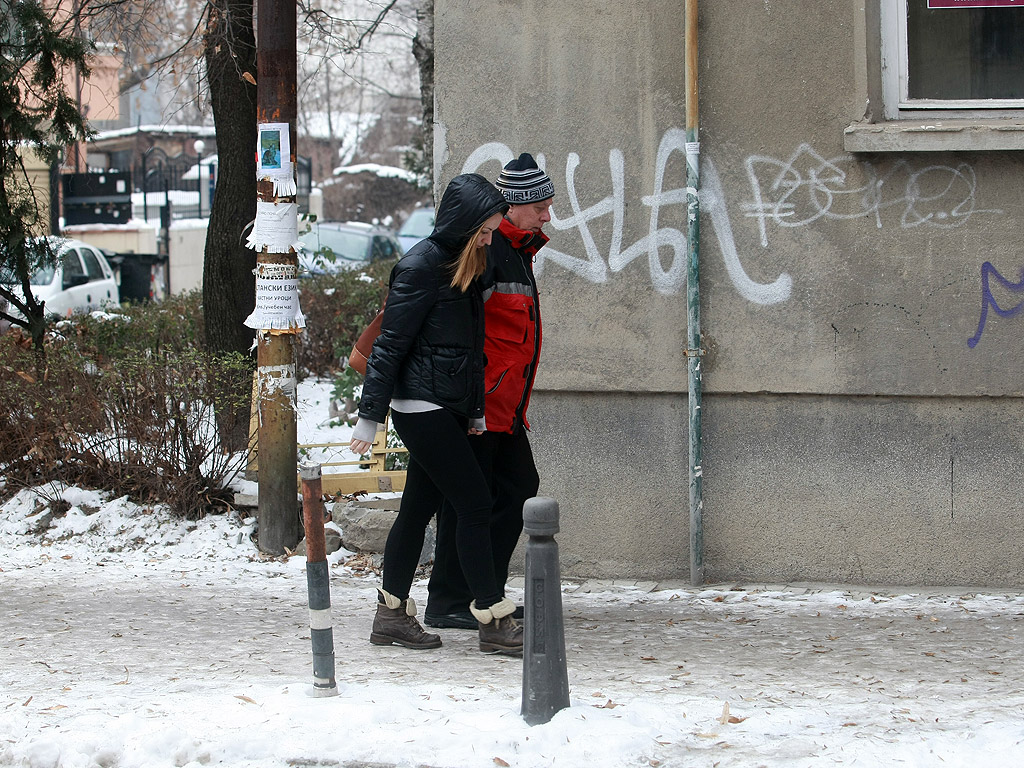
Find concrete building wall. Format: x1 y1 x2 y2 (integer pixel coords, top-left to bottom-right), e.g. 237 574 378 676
167 221 208 295
17 146 52 237
435 0 1024 586
63 224 159 256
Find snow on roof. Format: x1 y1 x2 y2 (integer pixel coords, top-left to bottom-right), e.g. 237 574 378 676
91 125 218 142
181 156 218 181
131 190 199 206
328 162 421 185
63 220 159 234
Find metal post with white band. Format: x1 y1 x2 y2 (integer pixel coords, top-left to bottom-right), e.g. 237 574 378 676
300 461 338 697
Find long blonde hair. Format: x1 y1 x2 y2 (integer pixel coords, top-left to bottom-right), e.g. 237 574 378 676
450 221 489 292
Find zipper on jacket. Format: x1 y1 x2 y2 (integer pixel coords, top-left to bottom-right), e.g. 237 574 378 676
486 368 509 395
511 264 541 434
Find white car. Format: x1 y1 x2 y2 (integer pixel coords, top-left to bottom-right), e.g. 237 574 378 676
0 237 120 321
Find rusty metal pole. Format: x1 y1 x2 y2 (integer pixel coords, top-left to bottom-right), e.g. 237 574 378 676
255 0 301 554
301 462 338 697
684 0 705 587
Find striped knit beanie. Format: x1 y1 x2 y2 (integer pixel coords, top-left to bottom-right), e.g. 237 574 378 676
494 153 555 204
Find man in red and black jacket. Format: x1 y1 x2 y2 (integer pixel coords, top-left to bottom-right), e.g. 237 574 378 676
424 153 553 629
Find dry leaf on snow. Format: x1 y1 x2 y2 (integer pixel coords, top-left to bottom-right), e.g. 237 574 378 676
717 702 746 725
719 702 731 724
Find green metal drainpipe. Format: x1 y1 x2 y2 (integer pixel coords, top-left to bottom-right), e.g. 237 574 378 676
684 0 704 586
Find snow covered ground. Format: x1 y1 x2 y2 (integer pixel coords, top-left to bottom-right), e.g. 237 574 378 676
2 381 1024 767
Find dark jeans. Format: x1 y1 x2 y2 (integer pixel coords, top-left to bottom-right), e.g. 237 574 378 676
426 427 540 616
382 409 503 610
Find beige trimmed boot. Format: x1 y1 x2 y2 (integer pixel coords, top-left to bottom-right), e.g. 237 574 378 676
369 589 442 650
471 597 523 656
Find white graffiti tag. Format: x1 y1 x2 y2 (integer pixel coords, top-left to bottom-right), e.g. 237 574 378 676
463 132 791 303
742 143 1000 247
463 137 997 304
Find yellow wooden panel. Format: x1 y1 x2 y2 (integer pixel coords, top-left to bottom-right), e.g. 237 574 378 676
320 471 407 495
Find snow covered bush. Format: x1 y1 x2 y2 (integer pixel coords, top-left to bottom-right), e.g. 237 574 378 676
0 303 252 519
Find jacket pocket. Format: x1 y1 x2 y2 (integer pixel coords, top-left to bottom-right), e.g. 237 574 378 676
486 294 531 344
431 350 470 404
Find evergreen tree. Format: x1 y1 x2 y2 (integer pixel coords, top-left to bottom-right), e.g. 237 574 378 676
0 0 92 354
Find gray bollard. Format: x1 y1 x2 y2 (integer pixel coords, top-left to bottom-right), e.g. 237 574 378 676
521 497 570 725
300 461 338 697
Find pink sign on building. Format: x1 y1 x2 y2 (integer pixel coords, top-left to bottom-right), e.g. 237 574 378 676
927 0 1023 7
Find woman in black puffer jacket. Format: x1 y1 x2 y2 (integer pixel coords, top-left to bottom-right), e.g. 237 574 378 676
350 173 524 657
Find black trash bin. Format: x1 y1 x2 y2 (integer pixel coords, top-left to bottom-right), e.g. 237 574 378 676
104 252 168 303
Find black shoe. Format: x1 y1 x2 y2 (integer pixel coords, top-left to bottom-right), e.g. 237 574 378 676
423 610 477 630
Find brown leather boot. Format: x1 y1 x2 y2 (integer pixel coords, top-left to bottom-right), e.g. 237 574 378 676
369 589 442 650
471 598 523 656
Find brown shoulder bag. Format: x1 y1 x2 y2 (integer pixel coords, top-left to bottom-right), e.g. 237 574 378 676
347 300 386 375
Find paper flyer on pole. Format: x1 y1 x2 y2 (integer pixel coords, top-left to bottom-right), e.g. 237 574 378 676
257 122 297 197
244 263 306 331
245 201 301 254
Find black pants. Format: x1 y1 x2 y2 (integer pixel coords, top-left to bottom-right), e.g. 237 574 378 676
382 409 503 610
426 426 540 616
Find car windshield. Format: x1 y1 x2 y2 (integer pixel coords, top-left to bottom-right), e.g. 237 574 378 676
299 227 371 262
0 265 56 286
1 238 66 286
399 209 434 238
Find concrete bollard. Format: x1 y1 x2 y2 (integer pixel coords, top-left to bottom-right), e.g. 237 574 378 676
300 461 338 697
521 497 570 725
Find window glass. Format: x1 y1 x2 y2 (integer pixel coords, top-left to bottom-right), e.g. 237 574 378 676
319 229 370 261
298 225 372 263
81 247 105 280
372 237 397 260
62 250 85 280
30 267 55 286
907 0 1024 100
399 209 435 238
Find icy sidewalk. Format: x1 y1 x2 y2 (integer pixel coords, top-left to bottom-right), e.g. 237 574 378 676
3 547 1024 768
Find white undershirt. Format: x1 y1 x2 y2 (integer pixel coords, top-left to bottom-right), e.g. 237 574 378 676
352 398 486 445
391 399 441 413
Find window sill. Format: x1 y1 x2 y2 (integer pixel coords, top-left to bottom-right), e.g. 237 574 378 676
844 119 1024 152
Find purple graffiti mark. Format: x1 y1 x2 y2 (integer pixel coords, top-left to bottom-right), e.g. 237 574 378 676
967 262 1024 348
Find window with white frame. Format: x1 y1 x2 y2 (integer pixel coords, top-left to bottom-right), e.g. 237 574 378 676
880 0 1024 119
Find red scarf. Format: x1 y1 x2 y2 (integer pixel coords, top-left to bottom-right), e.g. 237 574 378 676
499 217 549 261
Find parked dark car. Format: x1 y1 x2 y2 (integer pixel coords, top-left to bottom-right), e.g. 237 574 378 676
298 221 403 275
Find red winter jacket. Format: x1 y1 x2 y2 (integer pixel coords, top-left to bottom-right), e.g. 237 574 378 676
480 218 546 433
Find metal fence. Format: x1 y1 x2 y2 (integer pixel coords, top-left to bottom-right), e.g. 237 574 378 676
135 147 204 221
134 149 311 222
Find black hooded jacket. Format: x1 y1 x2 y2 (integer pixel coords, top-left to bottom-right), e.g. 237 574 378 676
358 174 509 424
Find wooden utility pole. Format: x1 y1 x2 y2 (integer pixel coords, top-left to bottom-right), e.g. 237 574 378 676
254 0 301 554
